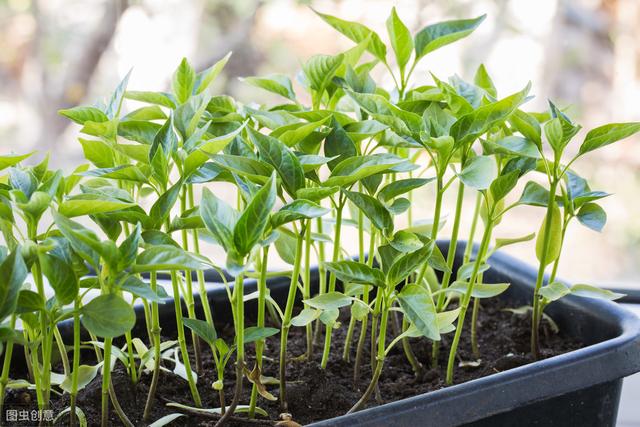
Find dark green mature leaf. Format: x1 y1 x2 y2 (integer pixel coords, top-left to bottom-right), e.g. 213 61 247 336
577 202 606 232
121 276 165 303
59 106 109 125
324 154 403 188
579 122 640 155
244 326 279 344
458 155 497 190
324 118 357 170
450 83 531 147
53 211 101 268
247 128 305 197
148 181 182 230
183 318 217 345
490 170 520 202
118 223 141 270
172 58 196 104
15 289 44 314
414 15 486 59
200 188 239 252
314 10 387 61
535 203 563 266
387 244 432 286
324 260 386 288
386 7 413 71
40 254 78 305
241 74 296 101
378 178 433 202
233 173 277 256
518 181 551 207
397 284 439 341
271 199 330 228
344 189 394 235
133 245 211 272
81 294 135 338
0 250 27 322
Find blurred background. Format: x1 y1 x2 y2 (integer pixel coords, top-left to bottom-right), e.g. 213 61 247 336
0 0 639 287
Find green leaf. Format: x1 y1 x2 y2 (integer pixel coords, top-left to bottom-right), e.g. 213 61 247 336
148 181 182 229
415 15 486 58
304 292 352 310
118 121 161 145
184 124 245 176
387 244 432 286
125 91 176 109
275 116 331 147
397 284 439 341
59 106 109 125
490 170 520 202
194 52 231 95
344 189 394 235
80 165 149 184
324 260 386 288
81 294 135 338
474 64 496 98
386 7 413 71
510 109 542 148
247 128 305 197
544 118 564 154
244 326 279 344
324 154 403 188
535 203 562 266
302 54 344 95
539 281 570 303
59 195 134 218
40 254 78 305
0 152 34 171
450 83 531 147
241 74 296 101
0 251 27 321
148 414 185 427
60 364 101 394
15 290 44 314
121 276 165 303
134 245 211 272
291 308 321 327
569 284 624 301
149 114 178 163
324 118 357 170
346 90 423 136
52 211 101 268
233 174 277 256
314 10 386 61
172 58 196 104
200 188 239 252
78 139 114 168
106 69 131 119
518 181 551 207
183 318 217 345
579 122 640 155
489 136 540 159
271 199 330 228
389 230 423 253
378 178 433 202
577 202 606 232
458 155 497 190
211 154 273 183
494 233 536 251
447 281 510 298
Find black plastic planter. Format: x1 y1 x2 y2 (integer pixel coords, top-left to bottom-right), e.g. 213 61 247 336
23 241 640 426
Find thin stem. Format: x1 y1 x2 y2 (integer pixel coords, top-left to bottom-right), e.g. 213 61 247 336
0 316 16 422
143 272 162 420
353 228 376 383
321 200 345 369
303 221 313 359
69 299 80 427
464 192 483 263
279 223 306 412
248 246 269 418
53 326 70 377
124 331 138 384
101 338 112 427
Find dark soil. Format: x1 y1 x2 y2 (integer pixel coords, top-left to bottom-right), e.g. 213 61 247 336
3 298 580 426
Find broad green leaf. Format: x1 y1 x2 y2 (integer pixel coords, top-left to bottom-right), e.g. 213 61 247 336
539 281 570 303
0 251 27 322
415 15 486 58
314 10 387 61
579 122 640 155
490 170 520 202
510 109 542 147
106 69 131 119
247 128 305 197
241 74 296 101
133 245 211 272
489 136 540 158
324 260 386 288
324 154 403 188
123 105 167 121
39 254 78 305
60 364 101 394
458 155 497 190
456 262 491 281
387 244 432 286
121 276 166 303
291 308 321 327
346 90 423 136
80 165 149 184
0 152 34 171
183 318 217 345
304 292 352 310
184 124 245 176
271 199 330 228
544 118 564 154
577 202 606 232
81 294 135 338
244 326 279 343
386 7 413 71
78 139 114 169
15 290 44 313
211 154 274 183
344 189 394 235
535 203 562 266
378 178 433 202
450 83 531 147
52 211 101 268
303 54 345 96
149 114 178 163
148 181 182 229
447 281 510 298
59 195 134 218
125 91 176 109
200 188 239 252
59 106 109 125
389 230 423 252
397 284 439 341
474 64 496 98
172 58 196 104
518 181 551 207
275 116 331 147
194 52 232 95
570 284 624 301
233 174 277 256
494 233 536 251
118 120 161 145
324 118 357 170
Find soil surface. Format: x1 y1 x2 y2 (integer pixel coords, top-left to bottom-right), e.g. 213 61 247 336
3 298 581 426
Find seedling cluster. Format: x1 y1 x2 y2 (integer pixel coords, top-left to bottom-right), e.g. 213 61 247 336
0 7 637 426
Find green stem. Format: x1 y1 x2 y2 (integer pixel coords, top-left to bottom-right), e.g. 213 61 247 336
101 338 112 427
303 221 313 359
313 217 327 346
181 187 201 373
69 299 80 427
446 218 494 385
143 272 162 420
320 200 345 369
470 273 484 358
189 185 215 328
531 179 559 359
124 331 138 384
343 206 365 362
248 246 269 418
415 178 444 287
353 228 376 383
279 223 305 412
53 326 70 377
464 192 483 263
0 316 16 422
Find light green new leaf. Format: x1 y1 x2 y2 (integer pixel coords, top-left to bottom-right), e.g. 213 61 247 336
241 74 296 101
304 292 353 310
125 91 176 109
458 155 497 190
133 245 211 272
579 122 640 155
474 64 496 98
172 58 196 104
200 188 239 252
303 54 345 95
324 260 386 288
59 106 109 125
324 154 403 188
295 186 339 201
194 51 232 95
233 173 277 256
0 251 28 322
59 195 134 218
291 308 321 327
490 170 520 202
183 318 217 345
415 15 486 59
314 10 387 61
81 294 135 338
397 284 439 341
271 199 330 228
447 280 510 298
535 203 562 266
0 152 34 171
344 189 394 235
386 7 413 71
539 281 570 303
60 364 101 394
387 244 432 286
570 284 623 301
